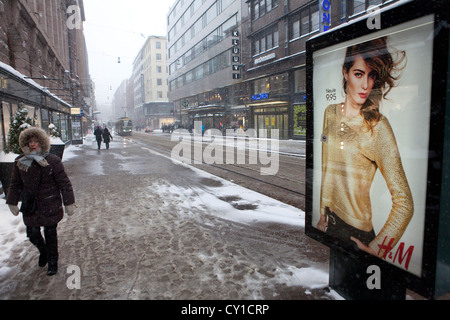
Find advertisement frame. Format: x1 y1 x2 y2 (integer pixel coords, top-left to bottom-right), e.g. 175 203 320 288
305 0 449 299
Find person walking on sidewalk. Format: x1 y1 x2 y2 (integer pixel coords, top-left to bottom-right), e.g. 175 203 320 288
102 127 113 150
6 127 75 276
94 126 103 150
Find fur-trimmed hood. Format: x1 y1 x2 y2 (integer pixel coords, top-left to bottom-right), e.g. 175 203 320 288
19 127 51 153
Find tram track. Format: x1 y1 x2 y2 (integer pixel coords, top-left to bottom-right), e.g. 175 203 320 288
127 132 306 210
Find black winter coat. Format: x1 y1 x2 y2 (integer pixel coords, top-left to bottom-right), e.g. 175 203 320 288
94 128 103 141
103 129 112 143
6 153 75 227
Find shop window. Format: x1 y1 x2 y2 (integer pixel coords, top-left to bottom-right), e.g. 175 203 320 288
11 104 18 122
1 101 11 147
52 112 60 130
24 104 35 125
271 74 288 95
60 114 68 142
295 69 306 93
253 78 270 95
41 108 49 135
34 107 42 128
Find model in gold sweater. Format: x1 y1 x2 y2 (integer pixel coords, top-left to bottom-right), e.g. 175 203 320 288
317 37 413 259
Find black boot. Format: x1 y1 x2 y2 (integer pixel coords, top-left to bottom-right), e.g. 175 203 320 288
44 225 58 276
26 226 47 268
47 258 58 276
37 244 48 267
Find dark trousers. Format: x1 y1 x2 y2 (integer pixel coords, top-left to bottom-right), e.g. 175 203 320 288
96 139 102 149
325 208 375 248
26 225 58 261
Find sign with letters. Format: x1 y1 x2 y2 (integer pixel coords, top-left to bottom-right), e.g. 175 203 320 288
319 0 331 32
232 30 241 80
251 93 269 101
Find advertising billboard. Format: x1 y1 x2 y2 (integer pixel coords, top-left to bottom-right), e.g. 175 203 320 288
305 0 449 298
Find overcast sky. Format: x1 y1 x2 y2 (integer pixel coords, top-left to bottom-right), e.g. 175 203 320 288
83 0 175 108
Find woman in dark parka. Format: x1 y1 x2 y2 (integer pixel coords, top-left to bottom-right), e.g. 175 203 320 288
102 127 113 150
94 126 103 150
6 127 75 276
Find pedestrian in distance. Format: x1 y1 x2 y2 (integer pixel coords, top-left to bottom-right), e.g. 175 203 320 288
102 127 113 150
6 127 76 276
94 126 103 150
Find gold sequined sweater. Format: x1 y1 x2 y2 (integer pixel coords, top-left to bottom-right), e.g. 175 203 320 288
320 104 414 257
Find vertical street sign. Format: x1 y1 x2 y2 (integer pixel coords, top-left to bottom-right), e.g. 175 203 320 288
319 0 331 33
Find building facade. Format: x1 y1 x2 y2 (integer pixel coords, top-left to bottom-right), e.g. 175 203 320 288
240 0 397 139
0 0 92 146
112 79 128 120
131 36 171 128
167 0 400 139
167 0 242 132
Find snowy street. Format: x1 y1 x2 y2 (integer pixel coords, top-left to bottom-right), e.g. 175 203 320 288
0 134 338 300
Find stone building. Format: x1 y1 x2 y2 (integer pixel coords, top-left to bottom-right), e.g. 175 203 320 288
0 0 92 144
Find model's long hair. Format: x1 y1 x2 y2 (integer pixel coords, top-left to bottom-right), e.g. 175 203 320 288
342 36 406 132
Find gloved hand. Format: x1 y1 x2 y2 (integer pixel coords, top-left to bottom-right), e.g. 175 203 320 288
8 204 19 216
65 204 75 216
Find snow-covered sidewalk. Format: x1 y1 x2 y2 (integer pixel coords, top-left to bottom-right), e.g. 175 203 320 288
0 138 340 300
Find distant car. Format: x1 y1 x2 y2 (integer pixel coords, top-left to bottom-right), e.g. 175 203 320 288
145 126 153 133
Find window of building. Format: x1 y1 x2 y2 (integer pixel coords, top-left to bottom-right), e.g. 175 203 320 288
156 53 162 60
353 0 365 14
252 24 278 56
1 101 11 147
157 79 163 86
345 0 391 17
252 73 288 96
292 20 300 39
294 69 306 93
311 7 319 31
170 50 230 90
301 9 310 36
290 2 319 40
368 0 383 6
206 2 217 26
186 70 194 84
169 14 238 75
252 0 278 21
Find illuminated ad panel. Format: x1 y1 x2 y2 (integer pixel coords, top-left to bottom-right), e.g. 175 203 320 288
305 0 449 298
